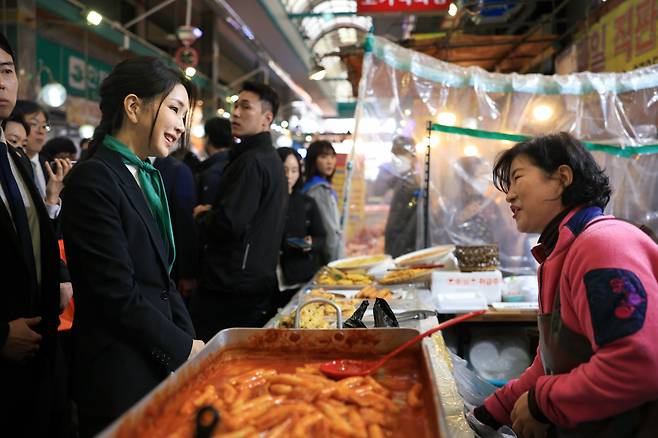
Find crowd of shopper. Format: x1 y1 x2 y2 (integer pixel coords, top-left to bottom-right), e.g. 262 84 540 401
0 32 344 436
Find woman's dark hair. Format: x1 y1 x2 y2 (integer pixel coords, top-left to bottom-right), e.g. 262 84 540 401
42 136 77 161
493 132 612 209
88 56 196 158
277 147 303 192
14 100 49 122
241 81 279 119
305 140 336 183
0 32 15 64
1 110 30 136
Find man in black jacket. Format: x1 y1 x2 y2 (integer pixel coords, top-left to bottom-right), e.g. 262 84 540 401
191 81 287 341
0 33 66 436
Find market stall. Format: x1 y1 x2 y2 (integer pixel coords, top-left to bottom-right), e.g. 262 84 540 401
343 35 658 274
98 244 521 438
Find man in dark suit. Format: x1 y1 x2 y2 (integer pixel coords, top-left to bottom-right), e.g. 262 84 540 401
191 81 287 340
196 117 232 205
0 33 66 436
154 154 199 300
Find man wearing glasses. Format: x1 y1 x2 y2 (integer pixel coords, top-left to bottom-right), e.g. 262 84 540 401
14 100 71 219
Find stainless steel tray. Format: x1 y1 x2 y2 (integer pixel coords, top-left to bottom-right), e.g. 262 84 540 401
98 327 452 437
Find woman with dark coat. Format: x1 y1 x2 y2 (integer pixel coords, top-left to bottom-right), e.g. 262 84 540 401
60 57 203 437
275 147 326 307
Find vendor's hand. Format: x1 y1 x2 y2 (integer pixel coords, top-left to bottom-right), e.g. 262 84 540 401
178 278 197 298
193 204 211 218
511 391 548 438
44 158 73 205
0 317 42 362
59 282 74 312
188 339 205 359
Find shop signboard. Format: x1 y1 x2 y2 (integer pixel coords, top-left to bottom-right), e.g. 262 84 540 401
357 0 449 14
36 36 112 102
567 0 658 72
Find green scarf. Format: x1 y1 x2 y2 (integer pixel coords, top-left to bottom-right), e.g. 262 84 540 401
103 135 175 273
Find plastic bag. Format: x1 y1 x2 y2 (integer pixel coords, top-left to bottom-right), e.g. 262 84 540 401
450 352 518 437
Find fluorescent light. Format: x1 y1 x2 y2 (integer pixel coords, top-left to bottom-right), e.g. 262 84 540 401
185 66 196 77
532 104 553 122
86 10 103 26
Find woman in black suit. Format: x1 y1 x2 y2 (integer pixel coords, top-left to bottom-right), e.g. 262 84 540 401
274 148 326 308
60 57 203 437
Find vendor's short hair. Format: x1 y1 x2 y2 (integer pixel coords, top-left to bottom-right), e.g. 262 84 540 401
493 132 611 209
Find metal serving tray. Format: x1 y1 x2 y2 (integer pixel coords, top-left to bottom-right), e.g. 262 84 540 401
98 328 451 437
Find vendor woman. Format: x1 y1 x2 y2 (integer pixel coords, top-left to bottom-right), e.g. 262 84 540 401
473 132 658 437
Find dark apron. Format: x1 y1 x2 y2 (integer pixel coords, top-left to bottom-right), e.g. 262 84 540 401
538 289 658 437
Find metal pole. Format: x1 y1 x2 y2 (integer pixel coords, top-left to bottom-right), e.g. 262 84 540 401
123 0 177 29
424 120 432 248
185 0 192 26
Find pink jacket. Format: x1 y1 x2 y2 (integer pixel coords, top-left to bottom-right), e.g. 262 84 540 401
484 207 658 428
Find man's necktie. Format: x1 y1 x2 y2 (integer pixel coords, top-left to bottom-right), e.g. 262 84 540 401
0 141 37 281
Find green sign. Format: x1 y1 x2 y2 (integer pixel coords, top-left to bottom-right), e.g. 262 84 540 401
36 36 112 102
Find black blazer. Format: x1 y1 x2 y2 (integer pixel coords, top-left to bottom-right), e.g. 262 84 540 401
0 143 62 434
61 145 195 419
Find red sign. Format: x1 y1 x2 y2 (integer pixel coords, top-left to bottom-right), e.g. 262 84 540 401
357 0 449 13
174 46 199 69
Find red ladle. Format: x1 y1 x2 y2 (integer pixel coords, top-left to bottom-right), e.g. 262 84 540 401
320 310 486 379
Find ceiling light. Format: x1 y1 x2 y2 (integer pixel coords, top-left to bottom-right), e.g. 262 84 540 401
222 112 231 119
40 82 67 108
448 3 458 17
437 111 457 126
191 124 205 138
86 10 103 25
532 104 553 122
464 145 480 157
305 135 313 142
309 64 327 81
79 124 95 139
185 66 197 77
230 94 239 103
404 109 412 116
281 120 289 128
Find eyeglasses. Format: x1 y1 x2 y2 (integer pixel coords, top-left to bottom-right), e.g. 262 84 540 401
28 121 51 132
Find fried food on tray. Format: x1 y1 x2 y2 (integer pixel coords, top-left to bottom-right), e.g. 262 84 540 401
355 285 393 300
378 269 428 285
331 254 389 269
316 267 373 286
277 296 360 329
138 356 428 438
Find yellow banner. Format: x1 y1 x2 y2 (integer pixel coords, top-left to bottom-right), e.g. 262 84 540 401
574 0 658 72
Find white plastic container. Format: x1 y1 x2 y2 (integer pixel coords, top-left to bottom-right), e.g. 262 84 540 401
432 270 503 305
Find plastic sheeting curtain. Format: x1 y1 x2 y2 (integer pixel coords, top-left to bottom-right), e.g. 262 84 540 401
344 35 658 273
